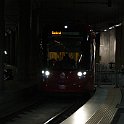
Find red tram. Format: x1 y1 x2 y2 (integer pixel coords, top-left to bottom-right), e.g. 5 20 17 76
41 24 96 95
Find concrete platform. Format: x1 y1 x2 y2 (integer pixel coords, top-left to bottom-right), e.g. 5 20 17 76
60 85 122 124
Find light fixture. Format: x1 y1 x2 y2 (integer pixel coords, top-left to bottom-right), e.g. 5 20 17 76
64 25 68 29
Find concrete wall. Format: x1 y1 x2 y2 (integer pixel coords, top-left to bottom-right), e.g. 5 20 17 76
99 29 116 65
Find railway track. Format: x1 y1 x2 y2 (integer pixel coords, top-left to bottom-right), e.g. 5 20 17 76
0 94 90 124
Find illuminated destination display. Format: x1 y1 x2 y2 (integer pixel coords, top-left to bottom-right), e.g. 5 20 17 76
52 31 61 35
52 31 82 36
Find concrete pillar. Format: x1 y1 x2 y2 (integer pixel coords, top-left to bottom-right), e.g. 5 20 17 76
4 30 16 65
95 33 100 63
10 30 16 65
41 26 49 67
115 20 124 68
0 0 5 91
17 1 40 85
29 9 41 82
17 0 31 81
115 26 122 68
115 21 124 87
120 20 124 65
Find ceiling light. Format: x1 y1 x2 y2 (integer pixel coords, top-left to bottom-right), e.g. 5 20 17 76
64 25 68 29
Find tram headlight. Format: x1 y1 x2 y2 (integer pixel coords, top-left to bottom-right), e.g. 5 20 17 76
42 70 50 78
45 70 50 76
42 70 45 74
83 71 87 76
77 71 87 77
77 72 83 77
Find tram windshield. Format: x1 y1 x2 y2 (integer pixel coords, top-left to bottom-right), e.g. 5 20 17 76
47 31 93 70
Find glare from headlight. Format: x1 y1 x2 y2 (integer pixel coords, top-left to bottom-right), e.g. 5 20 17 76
42 70 45 74
83 71 87 75
45 71 50 76
77 72 83 77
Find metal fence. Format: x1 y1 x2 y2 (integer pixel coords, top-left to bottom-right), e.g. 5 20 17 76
95 63 124 87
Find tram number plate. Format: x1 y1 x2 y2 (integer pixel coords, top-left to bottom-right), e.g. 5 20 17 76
58 85 66 89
